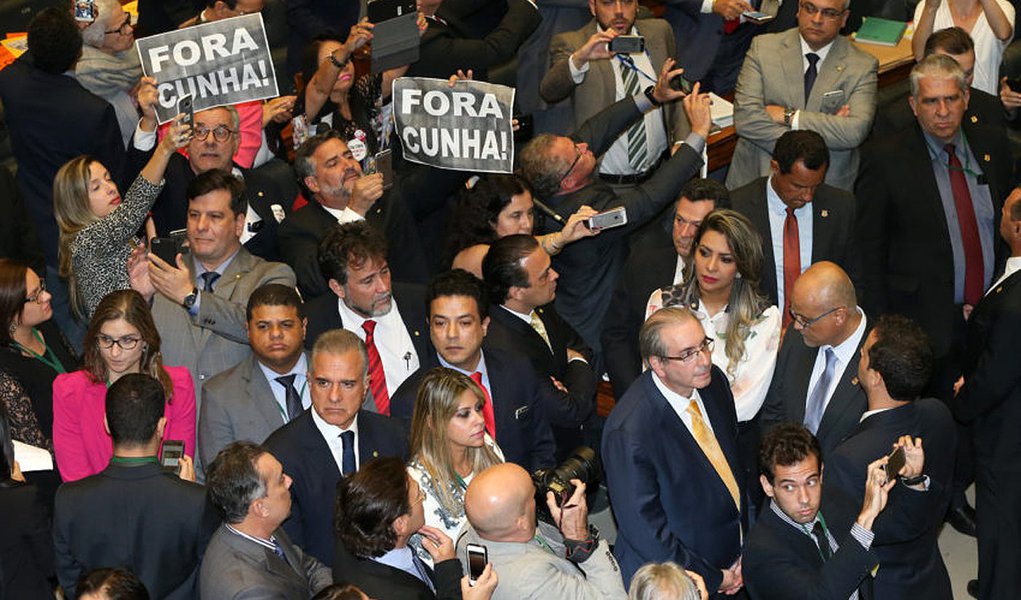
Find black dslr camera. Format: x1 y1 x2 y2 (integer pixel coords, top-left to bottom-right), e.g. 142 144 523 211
532 447 599 523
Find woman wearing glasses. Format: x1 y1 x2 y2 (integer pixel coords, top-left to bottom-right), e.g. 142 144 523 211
52 290 195 482
76 0 141 146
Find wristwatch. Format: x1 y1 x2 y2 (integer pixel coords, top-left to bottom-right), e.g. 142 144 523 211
643 85 662 107
182 287 198 310
783 107 796 127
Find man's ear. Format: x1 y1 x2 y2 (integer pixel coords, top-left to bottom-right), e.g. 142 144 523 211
329 278 346 300
760 474 775 499
393 513 410 538
304 175 321 196
908 95 918 118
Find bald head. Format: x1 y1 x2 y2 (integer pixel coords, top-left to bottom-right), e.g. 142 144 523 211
789 262 861 348
795 262 856 308
464 463 536 542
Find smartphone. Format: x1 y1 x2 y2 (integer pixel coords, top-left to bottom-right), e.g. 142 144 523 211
884 446 906 481
465 543 488 586
374 149 394 190
368 0 417 23
609 35 645 54
177 93 194 128
587 206 628 231
742 10 775 22
150 237 180 265
513 113 534 141
670 74 694 94
161 440 185 475
74 0 96 22
1007 77 1021 92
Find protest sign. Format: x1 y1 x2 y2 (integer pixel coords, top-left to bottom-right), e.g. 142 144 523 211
136 14 279 124
392 77 515 174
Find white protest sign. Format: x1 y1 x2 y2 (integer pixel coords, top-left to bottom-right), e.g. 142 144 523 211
135 14 279 124
392 77 515 174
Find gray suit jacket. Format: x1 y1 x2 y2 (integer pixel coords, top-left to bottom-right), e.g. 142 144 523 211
727 29 878 191
152 247 296 403
199 524 332 600
540 18 689 143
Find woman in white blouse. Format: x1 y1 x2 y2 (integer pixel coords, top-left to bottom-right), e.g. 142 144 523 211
913 0 1014 95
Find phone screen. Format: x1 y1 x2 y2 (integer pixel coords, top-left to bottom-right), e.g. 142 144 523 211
466 544 487 584
161 440 185 474
884 446 906 480
74 0 96 21
150 237 179 265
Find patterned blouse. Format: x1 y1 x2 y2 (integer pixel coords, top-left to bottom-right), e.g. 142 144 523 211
0 371 51 451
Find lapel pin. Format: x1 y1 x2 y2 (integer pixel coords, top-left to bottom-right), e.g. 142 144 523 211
821 209 829 218
970 115 978 123
851 376 859 386
996 286 1003 294
836 65 844 72
984 154 991 162
258 191 264 197
372 451 379 457
413 330 420 337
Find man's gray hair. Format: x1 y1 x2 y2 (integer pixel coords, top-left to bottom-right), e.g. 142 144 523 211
81 0 122 47
639 306 700 363
311 328 369 379
518 133 572 200
910 53 966 98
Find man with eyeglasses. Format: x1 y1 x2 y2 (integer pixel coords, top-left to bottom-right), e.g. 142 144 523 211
603 306 747 594
727 0 878 192
760 261 867 458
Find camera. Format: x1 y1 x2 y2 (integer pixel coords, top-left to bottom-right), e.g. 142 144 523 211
532 447 599 522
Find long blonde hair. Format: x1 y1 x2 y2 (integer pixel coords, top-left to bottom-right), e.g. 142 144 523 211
53 155 102 317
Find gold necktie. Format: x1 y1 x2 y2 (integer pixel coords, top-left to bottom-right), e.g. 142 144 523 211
687 399 740 509
529 311 552 350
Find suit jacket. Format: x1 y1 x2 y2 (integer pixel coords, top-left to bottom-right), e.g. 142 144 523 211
730 176 859 306
602 368 746 591
263 409 409 565
826 400 956 600
855 122 1011 358
871 84 1006 141
390 347 557 471
0 165 45 274
277 191 428 300
0 483 54 599
660 0 730 83
727 29 879 191
333 542 461 600
759 323 869 457
744 489 878 600
53 462 218 600
540 18 689 140
199 524 333 599
152 247 296 397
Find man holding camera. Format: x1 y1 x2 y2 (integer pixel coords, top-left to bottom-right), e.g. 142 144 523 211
457 462 628 600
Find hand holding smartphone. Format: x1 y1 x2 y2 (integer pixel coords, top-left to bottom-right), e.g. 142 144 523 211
883 446 906 481
465 543 488 586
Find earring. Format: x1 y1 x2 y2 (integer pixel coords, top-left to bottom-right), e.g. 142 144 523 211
8 321 17 337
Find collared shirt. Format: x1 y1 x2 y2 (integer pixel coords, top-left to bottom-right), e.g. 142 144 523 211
188 247 241 315
257 354 311 425
224 524 285 556
766 174 814 310
988 256 1021 293
805 308 867 417
374 546 434 591
439 351 491 397
497 305 588 364
337 298 420 395
859 407 893 422
321 203 366 225
922 129 996 304
651 371 717 437
311 407 360 473
673 255 686 286
790 36 837 129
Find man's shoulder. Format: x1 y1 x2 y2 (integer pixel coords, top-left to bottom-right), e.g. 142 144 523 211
280 202 331 233
204 355 254 394
838 36 881 70
605 373 659 429
264 411 315 452
636 17 673 39
730 177 769 208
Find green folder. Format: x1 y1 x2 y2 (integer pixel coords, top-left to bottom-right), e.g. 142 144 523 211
855 17 908 47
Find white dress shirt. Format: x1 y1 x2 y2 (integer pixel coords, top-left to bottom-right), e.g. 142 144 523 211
338 298 421 394
257 354 312 424
651 372 717 437
311 407 360 473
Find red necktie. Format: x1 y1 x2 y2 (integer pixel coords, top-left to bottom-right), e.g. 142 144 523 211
469 371 496 437
362 320 390 415
945 144 984 305
723 17 741 34
782 207 801 328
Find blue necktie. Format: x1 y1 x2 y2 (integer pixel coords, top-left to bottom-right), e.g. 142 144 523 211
274 374 303 422
804 53 820 103
200 271 220 293
340 430 356 475
805 348 837 434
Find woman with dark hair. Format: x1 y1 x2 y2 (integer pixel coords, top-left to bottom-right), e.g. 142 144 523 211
52 290 195 482
0 402 56 598
77 567 150 600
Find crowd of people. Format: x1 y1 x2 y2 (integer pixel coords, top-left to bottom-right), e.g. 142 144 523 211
0 0 1019 598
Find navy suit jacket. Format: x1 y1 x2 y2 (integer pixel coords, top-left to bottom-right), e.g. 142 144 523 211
263 409 408 565
602 368 746 591
390 347 557 472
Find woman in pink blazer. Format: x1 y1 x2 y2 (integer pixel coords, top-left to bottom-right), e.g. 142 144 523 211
53 290 196 482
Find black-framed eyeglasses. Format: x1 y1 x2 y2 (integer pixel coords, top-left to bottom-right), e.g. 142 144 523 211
789 305 842 328
194 125 237 142
23 281 47 304
660 337 715 363
105 14 134 35
95 334 142 350
799 1 846 19
557 142 584 186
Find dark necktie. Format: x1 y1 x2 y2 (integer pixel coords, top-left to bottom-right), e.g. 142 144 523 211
340 429 356 475
804 53 820 103
362 320 390 415
200 271 220 293
782 206 801 328
274 374 303 422
271 538 288 563
812 521 833 560
411 551 435 591
945 143 985 305
804 348 836 434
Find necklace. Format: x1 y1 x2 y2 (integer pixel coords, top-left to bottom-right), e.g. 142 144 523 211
11 327 65 374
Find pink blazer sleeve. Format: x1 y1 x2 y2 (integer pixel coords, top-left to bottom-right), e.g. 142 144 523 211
52 372 106 482
163 366 197 459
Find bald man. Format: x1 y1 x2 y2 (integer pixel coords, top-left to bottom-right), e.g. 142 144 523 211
760 262 869 456
456 464 627 600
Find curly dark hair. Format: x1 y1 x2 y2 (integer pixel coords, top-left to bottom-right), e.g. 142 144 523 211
334 456 411 558
758 422 822 481
427 269 489 318
866 315 933 402
28 8 82 74
318 221 389 285
77 567 150 600
446 174 532 264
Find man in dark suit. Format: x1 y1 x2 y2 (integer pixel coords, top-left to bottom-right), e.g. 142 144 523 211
518 72 710 358
304 221 429 413
201 441 333 598
602 306 746 594
760 262 868 456
391 269 557 472
731 130 858 322
953 187 1021 599
281 130 428 299
602 178 728 399
482 234 597 458
744 423 897 600
264 329 408 565
826 316 957 600
53 375 217 600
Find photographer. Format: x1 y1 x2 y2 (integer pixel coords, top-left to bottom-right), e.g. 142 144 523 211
457 463 626 600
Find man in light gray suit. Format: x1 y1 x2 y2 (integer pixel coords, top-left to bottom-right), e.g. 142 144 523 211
199 284 309 474
201 441 332 599
726 0 878 192
147 169 297 400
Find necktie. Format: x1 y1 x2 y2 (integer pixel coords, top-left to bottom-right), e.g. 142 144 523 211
804 53 820 103
469 372 497 437
618 55 648 172
529 312 552 351
411 550 435 591
945 144 985 305
361 320 390 415
782 206 801 328
340 430 356 475
270 538 288 563
686 399 740 509
200 271 220 293
811 521 833 560
274 374 303 422
804 348 836 434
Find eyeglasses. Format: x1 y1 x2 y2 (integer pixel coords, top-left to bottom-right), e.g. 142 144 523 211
23 281 47 304
789 306 842 328
660 337 715 363
557 142 584 186
412 486 426 505
194 125 237 142
105 14 134 35
95 334 142 350
799 1 846 19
